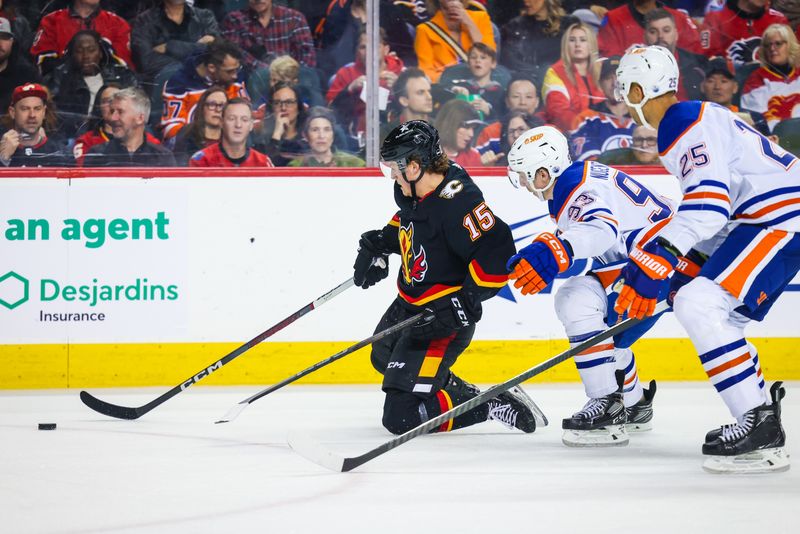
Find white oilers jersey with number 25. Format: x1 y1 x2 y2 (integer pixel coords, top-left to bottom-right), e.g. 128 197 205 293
657 101 800 255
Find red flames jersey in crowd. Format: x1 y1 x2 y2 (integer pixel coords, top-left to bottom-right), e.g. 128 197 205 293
598 3 702 57
701 3 788 65
189 143 274 167
30 7 133 68
741 65 800 129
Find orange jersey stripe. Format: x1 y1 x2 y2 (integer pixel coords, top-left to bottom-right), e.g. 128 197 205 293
719 230 788 298
577 342 614 356
706 352 752 378
636 218 672 247
624 371 638 385
593 267 623 290
683 192 730 203
735 198 800 220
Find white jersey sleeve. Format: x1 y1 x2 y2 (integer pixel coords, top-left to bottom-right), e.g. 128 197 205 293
656 102 734 254
657 101 800 255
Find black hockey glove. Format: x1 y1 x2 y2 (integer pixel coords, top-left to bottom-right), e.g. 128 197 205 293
353 230 390 289
413 290 482 337
668 249 707 306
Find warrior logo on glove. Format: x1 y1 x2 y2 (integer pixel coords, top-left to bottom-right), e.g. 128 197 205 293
399 223 428 284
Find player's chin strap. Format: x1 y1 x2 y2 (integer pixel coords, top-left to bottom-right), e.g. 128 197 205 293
403 165 426 200
624 96 656 130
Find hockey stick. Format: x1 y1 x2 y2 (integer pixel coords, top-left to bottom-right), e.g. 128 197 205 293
215 311 433 423
289 301 670 472
80 277 357 420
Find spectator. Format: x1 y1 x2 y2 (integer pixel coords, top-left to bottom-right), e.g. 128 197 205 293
328 29 403 144
253 81 307 166
570 56 636 160
85 87 176 166
598 0 702 58
30 0 132 76
0 16 42 113
701 0 789 67
131 0 219 85
190 97 273 167
481 109 544 165
772 1 800 35
222 0 315 71
381 67 433 138
46 30 137 137
0 0 33 54
161 40 248 143
643 9 706 100
288 106 365 167
701 57 773 137
475 75 544 158
445 42 504 121
741 23 800 130
434 98 484 166
500 0 578 82
0 83 70 167
414 0 496 82
315 0 417 76
172 86 227 165
597 124 660 165
73 83 163 165
542 22 604 131
265 54 324 109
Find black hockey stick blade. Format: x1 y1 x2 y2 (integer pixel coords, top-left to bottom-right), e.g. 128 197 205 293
215 311 432 424
288 301 669 472
80 277 355 420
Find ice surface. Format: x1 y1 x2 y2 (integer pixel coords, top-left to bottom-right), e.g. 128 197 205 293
2 384 798 533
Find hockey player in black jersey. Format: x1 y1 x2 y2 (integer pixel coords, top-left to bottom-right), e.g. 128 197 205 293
353 120 547 435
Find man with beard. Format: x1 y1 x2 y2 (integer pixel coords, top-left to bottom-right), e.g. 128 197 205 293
0 83 70 167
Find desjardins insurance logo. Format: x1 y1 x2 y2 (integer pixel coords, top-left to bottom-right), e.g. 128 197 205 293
0 270 179 314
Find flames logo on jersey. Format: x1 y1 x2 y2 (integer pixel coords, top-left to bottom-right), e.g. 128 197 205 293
398 222 427 284
766 93 800 123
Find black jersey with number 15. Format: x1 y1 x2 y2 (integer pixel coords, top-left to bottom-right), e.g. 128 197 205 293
379 163 516 310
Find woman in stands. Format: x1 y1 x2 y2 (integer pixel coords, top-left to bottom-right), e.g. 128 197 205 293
482 110 544 166
414 0 496 83
254 82 308 166
172 86 228 166
541 21 604 131
741 24 800 132
434 98 484 167
500 0 578 81
288 107 365 167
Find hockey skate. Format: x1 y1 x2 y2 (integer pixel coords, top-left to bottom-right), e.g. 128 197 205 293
487 386 548 433
562 391 629 447
702 382 790 474
625 380 656 432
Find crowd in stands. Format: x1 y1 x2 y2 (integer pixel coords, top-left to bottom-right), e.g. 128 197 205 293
0 0 798 169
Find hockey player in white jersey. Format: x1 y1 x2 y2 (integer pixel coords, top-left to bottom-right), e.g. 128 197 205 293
614 45 796 473
506 125 680 447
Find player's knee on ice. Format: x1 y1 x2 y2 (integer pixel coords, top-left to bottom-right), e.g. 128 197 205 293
382 389 422 435
554 276 607 336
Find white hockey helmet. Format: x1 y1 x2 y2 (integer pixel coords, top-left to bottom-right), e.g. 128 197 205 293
615 45 679 129
507 125 571 201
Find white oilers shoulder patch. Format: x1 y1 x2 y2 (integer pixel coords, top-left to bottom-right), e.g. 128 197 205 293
439 180 464 199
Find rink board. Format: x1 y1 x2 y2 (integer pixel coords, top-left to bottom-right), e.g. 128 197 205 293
1 168 798 388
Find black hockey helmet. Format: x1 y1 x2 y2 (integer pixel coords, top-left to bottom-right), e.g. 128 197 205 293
380 120 444 174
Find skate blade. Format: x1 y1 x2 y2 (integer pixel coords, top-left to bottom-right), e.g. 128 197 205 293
625 420 653 432
702 447 791 474
562 425 629 447
509 386 549 428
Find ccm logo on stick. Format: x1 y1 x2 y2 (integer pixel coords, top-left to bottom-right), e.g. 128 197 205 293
181 361 223 389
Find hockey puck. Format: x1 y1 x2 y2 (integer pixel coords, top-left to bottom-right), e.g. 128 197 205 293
38 423 57 430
